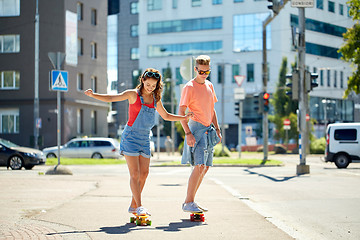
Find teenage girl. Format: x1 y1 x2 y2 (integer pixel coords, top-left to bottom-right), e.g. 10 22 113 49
85 68 192 215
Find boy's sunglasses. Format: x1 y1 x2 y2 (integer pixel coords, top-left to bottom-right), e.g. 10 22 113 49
196 67 211 75
144 71 160 79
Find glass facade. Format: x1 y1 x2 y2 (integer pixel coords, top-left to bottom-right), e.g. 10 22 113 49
148 17 222 34
148 0 162 11
148 41 222 57
107 14 118 93
310 97 353 123
291 14 346 38
233 13 271 52
246 63 254 82
306 42 340 59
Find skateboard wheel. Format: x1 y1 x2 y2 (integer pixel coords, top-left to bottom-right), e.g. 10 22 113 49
147 220 152 226
136 219 142 226
130 217 135 223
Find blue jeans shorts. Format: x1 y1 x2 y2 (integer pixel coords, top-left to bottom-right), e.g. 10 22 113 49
189 120 214 167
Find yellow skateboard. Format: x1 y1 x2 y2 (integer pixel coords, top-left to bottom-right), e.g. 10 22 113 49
130 213 152 226
190 212 205 222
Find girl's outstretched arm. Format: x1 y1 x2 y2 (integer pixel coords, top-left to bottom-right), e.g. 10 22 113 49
84 89 137 103
156 100 193 121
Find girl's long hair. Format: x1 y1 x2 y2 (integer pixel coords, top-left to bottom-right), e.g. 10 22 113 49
136 68 163 102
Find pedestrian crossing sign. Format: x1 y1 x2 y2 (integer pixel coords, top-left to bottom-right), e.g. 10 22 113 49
51 70 68 92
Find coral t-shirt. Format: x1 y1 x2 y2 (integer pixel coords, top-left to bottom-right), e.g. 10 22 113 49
179 79 218 127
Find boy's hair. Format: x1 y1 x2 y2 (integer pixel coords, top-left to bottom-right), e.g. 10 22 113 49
195 55 211 66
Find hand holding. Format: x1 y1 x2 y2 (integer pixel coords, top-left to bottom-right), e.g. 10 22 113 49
185 112 194 119
84 89 94 97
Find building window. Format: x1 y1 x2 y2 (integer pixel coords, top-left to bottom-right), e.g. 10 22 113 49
192 0 201 7
217 65 222 84
131 48 139 60
0 71 19 89
91 76 97 92
77 2 83 21
130 25 138 37
0 109 19 134
77 73 83 91
234 0 244 2
334 70 337 88
91 111 97 135
232 64 240 83
316 0 323 10
78 37 83 56
172 0 178 8
130 2 139 14
340 71 344 88
77 109 83 134
148 17 222 34
327 69 330 87
306 42 340 59
213 0 222 4
320 69 324 86
339 4 344 15
148 41 222 57
247 64 254 82
233 13 271 52
91 8 97 25
91 42 97 59
328 1 335 13
291 14 346 38
0 0 20 17
0 34 20 53
148 0 162 10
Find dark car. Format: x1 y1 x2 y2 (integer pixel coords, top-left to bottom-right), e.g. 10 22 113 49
0 138 45 170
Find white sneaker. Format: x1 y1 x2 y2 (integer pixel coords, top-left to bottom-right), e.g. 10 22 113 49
195 203 208 212
136 206 151 216
128 206 136 213
182 202 203 213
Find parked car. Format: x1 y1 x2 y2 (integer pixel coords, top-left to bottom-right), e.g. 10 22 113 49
0 138 45 170
325 123 360 168
42 137 121 159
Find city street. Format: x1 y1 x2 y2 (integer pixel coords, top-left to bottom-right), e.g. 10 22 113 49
0 153 359 239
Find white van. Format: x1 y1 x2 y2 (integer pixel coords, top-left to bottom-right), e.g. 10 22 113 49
325 123 360 168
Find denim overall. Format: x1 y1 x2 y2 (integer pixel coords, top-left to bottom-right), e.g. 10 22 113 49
120 91 157 159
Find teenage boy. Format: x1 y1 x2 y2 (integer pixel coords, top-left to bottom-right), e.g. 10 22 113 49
179 55 222 212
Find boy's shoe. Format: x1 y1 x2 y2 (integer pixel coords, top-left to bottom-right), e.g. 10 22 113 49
136 206 151 216
128 206 136 214
182 202 203 213
195 203 208 212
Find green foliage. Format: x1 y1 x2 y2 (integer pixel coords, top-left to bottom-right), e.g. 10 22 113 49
213 144 231 157
269 57 299 142
310 137 326 154
338 0 360 97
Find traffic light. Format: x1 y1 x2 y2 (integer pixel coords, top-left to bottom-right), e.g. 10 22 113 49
253 93 263 114
305 70 319 92
286 70 299 100
267 0 280 14
263 92 270 112
234 101 240 117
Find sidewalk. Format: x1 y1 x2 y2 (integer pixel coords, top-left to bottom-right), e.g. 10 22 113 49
0 164 293 240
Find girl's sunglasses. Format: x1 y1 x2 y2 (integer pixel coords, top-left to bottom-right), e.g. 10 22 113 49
196 67 211 75
144 71 160 79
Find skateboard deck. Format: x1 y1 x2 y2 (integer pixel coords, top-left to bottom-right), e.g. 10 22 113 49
190 212 205 222
130 213 152 226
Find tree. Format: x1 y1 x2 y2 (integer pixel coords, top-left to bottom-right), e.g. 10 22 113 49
269 57 299 143
338 0 360 97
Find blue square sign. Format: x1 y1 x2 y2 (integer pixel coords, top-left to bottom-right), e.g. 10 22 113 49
51 70 68 91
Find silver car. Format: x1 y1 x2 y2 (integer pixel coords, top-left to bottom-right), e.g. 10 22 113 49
43 137 121 159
